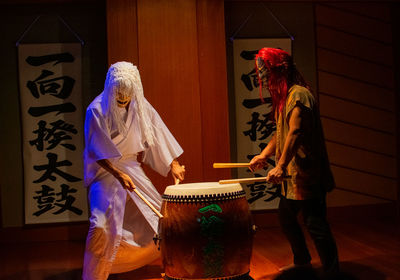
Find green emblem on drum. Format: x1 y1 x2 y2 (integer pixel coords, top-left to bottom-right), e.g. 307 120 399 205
198 204 222 214
198 204 224 277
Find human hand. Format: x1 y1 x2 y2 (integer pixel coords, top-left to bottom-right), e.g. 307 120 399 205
171 160 185 184
266 165 285 184
249 154 268 172
115 172 136 192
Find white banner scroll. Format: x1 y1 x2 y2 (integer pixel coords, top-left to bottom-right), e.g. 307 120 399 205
18 43 88 224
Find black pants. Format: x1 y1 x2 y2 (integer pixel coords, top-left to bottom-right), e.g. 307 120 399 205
278 196 339 273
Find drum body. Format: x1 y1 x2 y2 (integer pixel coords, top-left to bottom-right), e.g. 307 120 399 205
160 182 253 280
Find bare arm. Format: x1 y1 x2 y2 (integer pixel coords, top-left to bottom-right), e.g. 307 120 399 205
97 159 135 192
249 133 276 172
261 133 277 158
267 105 305 183
277 106 303 169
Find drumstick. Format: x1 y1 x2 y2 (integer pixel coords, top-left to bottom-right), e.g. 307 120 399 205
213 163 251 168
133 189 163 219
219 176 291 184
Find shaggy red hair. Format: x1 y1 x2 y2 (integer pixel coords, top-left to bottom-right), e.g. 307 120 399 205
255 48 310 115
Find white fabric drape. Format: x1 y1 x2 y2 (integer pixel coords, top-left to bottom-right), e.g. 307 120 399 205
82 93 183 280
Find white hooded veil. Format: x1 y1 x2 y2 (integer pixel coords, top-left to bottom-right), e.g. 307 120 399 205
102 61 155 146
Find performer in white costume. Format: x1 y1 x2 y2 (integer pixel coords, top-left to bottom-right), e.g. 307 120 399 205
82 61 185 280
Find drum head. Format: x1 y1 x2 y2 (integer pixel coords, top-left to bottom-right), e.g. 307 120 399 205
164 182 243 196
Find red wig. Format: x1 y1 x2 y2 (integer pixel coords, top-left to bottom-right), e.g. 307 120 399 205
255 48 310 115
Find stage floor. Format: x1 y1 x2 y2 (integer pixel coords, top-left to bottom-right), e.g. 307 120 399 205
1 218 399 280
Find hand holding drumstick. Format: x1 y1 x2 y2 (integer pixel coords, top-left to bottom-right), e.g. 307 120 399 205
265 164 286 184
171 159 185 185
250 156 286 184
214 161 290 184
96 158 163 218
248 154 269 172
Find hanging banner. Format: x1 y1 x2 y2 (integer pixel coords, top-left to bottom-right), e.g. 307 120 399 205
18 43 88 224
233 38 292 210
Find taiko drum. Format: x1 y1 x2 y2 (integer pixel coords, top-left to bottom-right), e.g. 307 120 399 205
159 182 253 280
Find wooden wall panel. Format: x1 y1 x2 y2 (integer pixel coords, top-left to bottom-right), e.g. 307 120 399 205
106 0 232 193
318 72 395 112
315 4 392 44
322 118 396 156
319 95 395 133
327 189 388 207
318 48 394 89
137 0 203 191
315 3 398 210
326 142 396 179
331 166 397 201
106 0 139 65
316 26 393 66
196 0 231 181
323 3 391 22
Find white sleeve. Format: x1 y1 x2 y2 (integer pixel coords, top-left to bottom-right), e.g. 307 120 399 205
142 105 183 177
84 107 121 163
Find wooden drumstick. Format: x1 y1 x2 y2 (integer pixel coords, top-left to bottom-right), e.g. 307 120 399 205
133 189 163 219
213 163 251 168
219 176 291 184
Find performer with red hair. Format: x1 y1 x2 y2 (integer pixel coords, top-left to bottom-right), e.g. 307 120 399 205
249 48 339 274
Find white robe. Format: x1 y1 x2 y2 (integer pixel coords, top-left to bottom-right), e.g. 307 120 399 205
82 93 183 280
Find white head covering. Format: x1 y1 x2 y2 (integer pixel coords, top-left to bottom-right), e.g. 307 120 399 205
102 61 155 146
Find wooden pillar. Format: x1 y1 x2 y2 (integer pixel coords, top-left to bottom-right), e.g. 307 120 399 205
106 0 231 192
196 0 231 181
106 0 139 65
